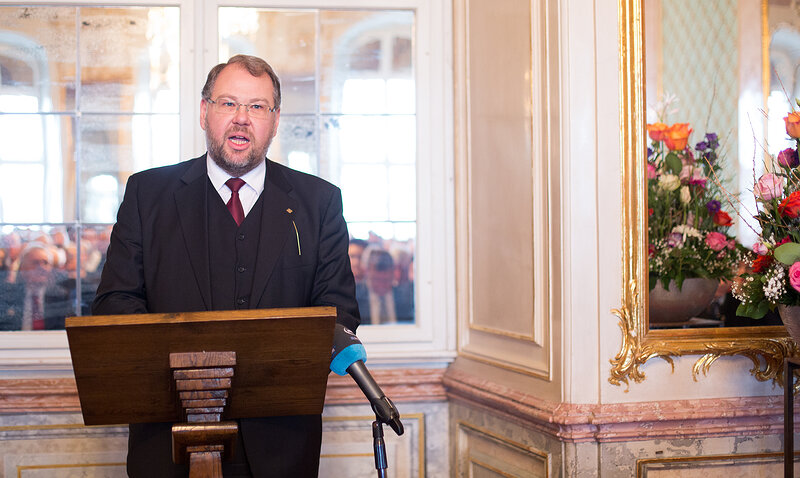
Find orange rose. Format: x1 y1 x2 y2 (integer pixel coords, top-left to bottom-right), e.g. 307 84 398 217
663 123 693 151
647 123 668 142
779 191 800 218
712 210 732 226
786 112 800 139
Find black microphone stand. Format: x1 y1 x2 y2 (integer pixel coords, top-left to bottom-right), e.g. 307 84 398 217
369 395 403 478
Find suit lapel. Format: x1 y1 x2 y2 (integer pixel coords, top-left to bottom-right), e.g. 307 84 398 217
251 160 297 306
175 156 213 310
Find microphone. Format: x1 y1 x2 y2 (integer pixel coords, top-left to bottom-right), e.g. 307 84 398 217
330 324 404 436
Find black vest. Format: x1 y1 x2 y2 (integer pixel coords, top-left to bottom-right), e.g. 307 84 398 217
207 180 264 310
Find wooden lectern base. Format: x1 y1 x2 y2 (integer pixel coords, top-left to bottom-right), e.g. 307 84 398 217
170 351 237 478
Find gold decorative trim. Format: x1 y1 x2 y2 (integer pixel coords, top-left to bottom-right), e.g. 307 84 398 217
636 452 795 478
17 463 125 477
611 0 798 390
459 350 550 380
322 413 425 478
456 421 550 477
467 323 535 342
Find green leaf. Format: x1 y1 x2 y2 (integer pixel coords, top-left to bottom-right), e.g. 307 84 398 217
774 242 800 265
665 152 682 174
736 301 770 319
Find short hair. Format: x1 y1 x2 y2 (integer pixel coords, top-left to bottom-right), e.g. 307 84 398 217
349 238 368 249
365 247 394 272
201 54 281 109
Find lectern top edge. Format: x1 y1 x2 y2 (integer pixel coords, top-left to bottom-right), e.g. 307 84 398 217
65 306 337 328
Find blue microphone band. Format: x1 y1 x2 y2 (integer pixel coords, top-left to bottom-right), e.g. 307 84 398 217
330 343 367 376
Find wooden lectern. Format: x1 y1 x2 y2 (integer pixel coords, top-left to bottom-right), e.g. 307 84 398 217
66 307 336 477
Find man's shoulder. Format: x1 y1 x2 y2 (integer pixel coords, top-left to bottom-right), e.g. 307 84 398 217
129 156 203 182
267 159 339 194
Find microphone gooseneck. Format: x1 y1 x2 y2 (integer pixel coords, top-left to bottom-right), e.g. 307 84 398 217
329 323 404 436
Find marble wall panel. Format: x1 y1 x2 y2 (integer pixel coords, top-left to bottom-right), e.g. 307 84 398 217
0 413 127 477
0 402 448 477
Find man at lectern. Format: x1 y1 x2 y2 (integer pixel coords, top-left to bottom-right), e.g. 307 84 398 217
92 55 361 477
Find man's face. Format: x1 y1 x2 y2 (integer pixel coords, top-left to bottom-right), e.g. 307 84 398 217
200 64 281 176
367 267 394 295
348 244 365 281
19 248 53 287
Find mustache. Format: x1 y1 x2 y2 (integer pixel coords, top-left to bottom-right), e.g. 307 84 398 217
227 126 250 135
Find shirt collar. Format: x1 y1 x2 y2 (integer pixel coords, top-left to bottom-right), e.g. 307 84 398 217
206 155 266 196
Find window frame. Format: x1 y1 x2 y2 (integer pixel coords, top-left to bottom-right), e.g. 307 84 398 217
0 0 454 373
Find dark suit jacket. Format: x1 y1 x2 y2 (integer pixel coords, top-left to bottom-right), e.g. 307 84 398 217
355 282 414 324
92 155 360 477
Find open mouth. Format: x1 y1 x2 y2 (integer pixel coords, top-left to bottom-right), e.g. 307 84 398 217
228 134 250 149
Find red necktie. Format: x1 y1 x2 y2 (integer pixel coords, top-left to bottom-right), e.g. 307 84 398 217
31 294 44 330
225 178 246 226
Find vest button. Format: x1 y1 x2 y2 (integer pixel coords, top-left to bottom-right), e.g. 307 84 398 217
237 266 246 273
238 233 245 241
237 297 247 305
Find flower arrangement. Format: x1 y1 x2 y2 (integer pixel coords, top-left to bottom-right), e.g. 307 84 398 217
731 104 800 318
646 121 745 292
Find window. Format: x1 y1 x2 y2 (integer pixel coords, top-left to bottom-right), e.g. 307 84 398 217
218 8 416 325
0 0 453 369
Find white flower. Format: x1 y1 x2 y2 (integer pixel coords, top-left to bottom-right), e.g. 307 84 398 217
671 224 702 239
679 185 691 204
763 265 787 303
658 174 681 192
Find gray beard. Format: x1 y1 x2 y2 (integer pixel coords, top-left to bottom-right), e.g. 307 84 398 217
206 137 269 177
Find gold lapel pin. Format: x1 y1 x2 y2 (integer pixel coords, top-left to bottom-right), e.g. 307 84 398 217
286 208 293 214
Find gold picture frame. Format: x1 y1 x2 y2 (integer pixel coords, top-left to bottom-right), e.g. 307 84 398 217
609 0 797 390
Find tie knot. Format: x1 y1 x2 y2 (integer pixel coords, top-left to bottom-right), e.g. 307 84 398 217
226 178 246 193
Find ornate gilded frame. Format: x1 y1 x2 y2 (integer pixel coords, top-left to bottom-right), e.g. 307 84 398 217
610 0 797 389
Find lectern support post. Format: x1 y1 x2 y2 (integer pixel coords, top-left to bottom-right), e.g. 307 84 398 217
170 351 238 478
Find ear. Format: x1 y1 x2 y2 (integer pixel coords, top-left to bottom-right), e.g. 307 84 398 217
271 109 281 139
200 99 208 131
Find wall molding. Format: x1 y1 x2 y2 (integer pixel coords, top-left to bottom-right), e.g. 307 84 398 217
0 368 447 414
443 367 792 443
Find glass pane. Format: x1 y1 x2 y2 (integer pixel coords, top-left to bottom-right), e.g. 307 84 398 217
0 6 77 112
217 8 417 326
78 224 111 310
80 7 180 113
271 115 318 176
0 114 76 223
350 235 415 325
319 10 414 114
0 225 91 330
79 114 179 220
219 8 317 114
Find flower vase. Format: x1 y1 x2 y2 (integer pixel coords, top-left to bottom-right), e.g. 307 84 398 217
778 305 800 345
649 278 719 325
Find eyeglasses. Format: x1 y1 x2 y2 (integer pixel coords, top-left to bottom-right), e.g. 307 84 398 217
206 98 278 119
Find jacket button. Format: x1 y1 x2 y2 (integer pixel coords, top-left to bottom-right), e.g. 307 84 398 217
237 266 246 273
238 233 245 241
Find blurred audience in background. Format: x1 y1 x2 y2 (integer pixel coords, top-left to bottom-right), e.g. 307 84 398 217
0 226 111 330
351 234 414 325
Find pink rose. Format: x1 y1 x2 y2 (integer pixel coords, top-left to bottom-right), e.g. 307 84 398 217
752 242 769 255
705 231 728 251
755 173 784 201
647 163 658 179
679 165 706 187
790 262 800 293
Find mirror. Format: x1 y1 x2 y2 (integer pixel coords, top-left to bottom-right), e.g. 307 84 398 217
611 0 798 389
643 0 800 330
